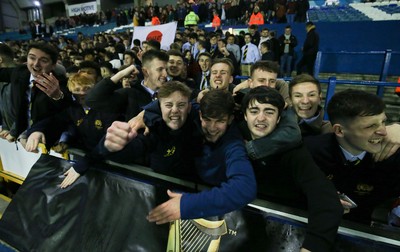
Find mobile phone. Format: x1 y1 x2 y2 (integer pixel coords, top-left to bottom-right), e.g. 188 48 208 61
339 193 358 208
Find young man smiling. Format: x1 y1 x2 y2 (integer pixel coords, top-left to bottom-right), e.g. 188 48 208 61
304 89 400 224
240 86 343 252
86 50 168 120
194 52 211 90
100 81 199 178
196 58 237 101
233 60 291 106
147 89 256 223
0 42 71 142
289 74 332 137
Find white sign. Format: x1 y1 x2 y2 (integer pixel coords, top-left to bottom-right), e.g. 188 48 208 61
131 22 178 51
68 1 97 17
0 139 41 178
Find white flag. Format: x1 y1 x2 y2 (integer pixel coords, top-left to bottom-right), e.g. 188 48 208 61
131 22 177 51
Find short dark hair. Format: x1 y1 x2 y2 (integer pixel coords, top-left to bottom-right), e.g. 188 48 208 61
170 42 181 51
158 81 192 100
188 33 198 40
28 42 58 64
133 39 141 46
242 86 285 117
209 33 217 40
82 49 95 58
200 90 234 119
197 52 211 61
123 50 136 59
147 39 161 50
66 65 79 74
248 24 258 30
99 61 113 72
250 60 279 77
79 60 101 77
197 40 206 49
269 30 276 38
327 89 385 125
289 74 321 97
123 50 139 64
142 50 169 66
218 38 227 46
260 41 270 50
167 49 184 60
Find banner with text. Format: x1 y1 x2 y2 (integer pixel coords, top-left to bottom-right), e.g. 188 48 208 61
68 1 97 17
131 22 177 51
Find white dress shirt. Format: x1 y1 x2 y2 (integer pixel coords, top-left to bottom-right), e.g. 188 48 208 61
241 43 261 64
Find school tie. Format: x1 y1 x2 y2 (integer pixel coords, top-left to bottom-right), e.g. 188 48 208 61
210 46 215 55
27 81 34 127
346 158 361 166
243 45 248 61
200 73 207 90
152 92 158 101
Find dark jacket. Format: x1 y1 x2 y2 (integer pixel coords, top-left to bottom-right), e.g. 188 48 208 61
0 65 71 137
194 71 210 90
0 82 15 131
96 101 203 180
304 133 400 223
239 109 302 160
278 34 298 56
85 78 153 121
182 120 257 219
296 106 332 137
101 100 257 220
241 126 342 252
27 98 123 151
303 28 319 57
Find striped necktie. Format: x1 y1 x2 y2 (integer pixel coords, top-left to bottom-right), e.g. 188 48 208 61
152 92 158 101
200 73 207 90
27 81 34 127
243 45 248 61
346 158 361 166
210 46 215 55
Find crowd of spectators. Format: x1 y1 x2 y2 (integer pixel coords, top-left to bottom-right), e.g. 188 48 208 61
35 0 311 33
0 0 399 250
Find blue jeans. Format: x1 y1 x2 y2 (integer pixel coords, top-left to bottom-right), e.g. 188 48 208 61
280 54 293 77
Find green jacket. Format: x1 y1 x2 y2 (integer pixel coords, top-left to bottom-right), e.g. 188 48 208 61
184 11 199 26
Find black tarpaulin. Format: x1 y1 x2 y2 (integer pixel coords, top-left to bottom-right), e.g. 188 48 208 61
0 155 399 251
0 155 169 251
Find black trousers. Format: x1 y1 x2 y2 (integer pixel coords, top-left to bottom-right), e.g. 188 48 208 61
296 54 317 76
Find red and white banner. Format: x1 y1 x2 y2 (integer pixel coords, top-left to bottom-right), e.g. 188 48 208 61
131 22 177 51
